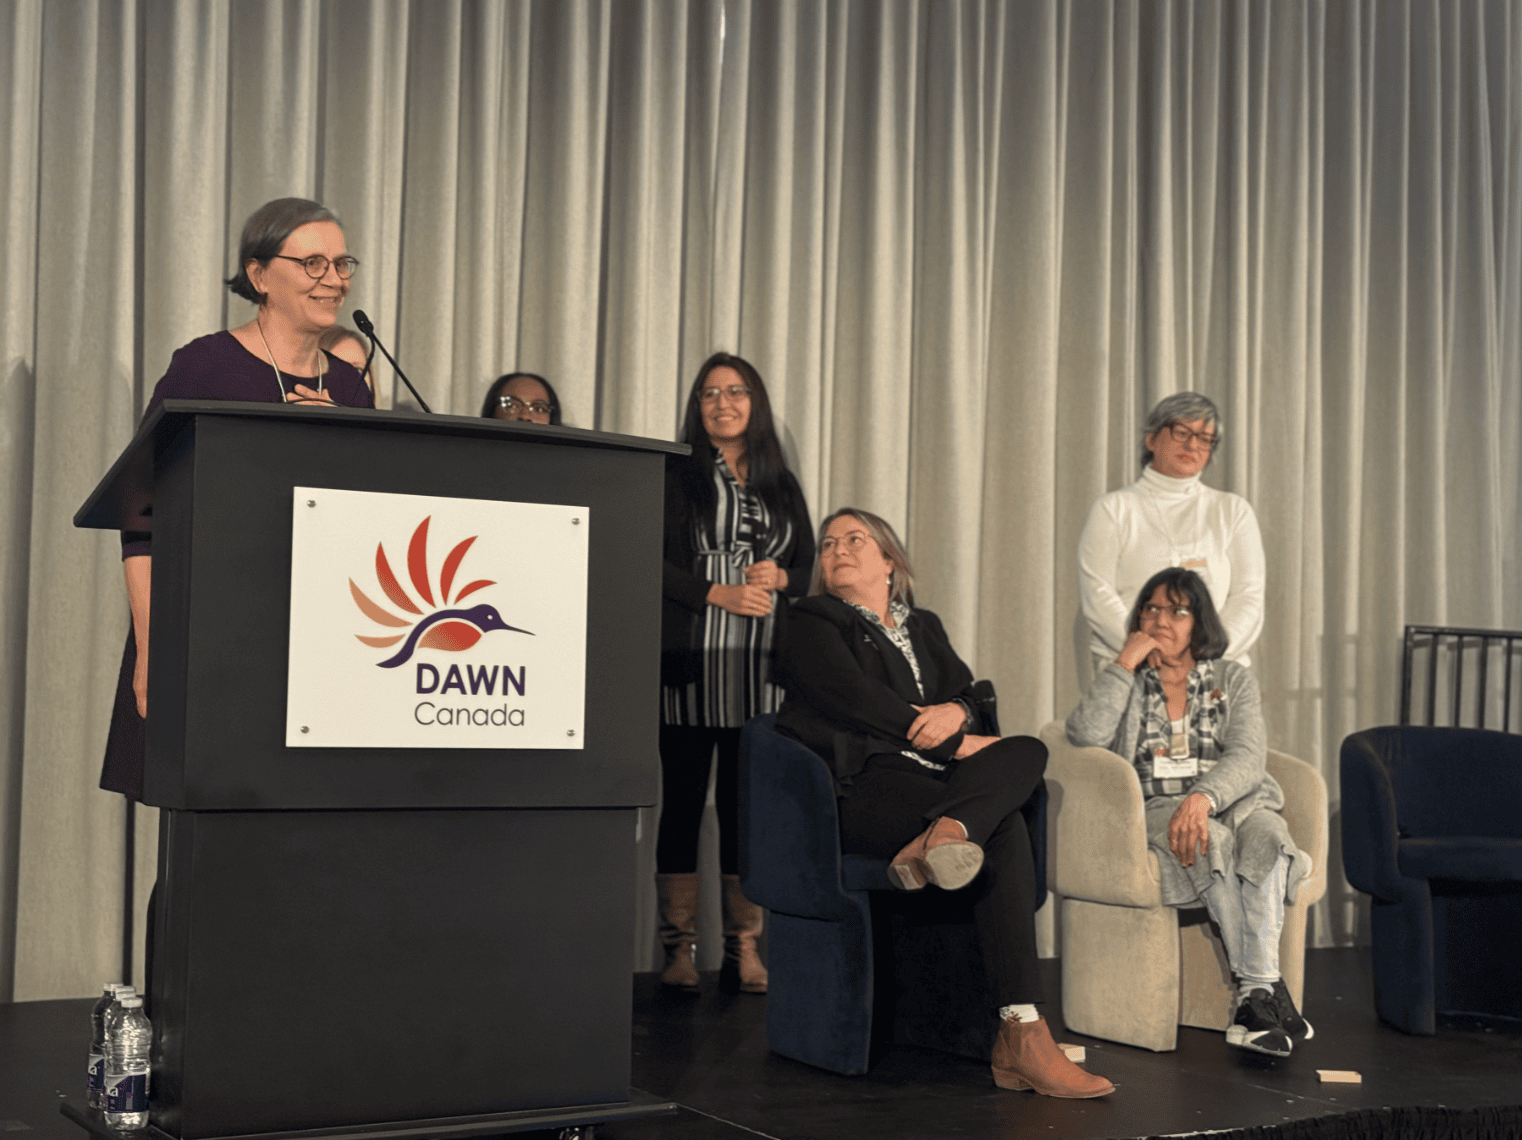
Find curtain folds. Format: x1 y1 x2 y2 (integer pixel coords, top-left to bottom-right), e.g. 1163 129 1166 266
0 0 45 1007
1 0 1517 999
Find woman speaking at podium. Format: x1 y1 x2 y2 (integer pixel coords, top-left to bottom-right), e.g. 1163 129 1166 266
101 198 374 803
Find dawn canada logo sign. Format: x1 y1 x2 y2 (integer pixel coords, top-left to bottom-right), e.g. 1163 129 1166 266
350 516 533 667
286 488 586 749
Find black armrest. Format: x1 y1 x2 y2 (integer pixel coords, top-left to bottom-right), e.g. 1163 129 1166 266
1340 728 1407 903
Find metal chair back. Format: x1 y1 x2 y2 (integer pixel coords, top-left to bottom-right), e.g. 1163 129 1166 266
1399 625 1522 733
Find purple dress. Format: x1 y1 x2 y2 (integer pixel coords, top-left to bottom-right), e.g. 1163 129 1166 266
102 331 376 799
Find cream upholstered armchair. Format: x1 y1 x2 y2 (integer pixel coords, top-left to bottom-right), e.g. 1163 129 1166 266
1038 721 1328 1052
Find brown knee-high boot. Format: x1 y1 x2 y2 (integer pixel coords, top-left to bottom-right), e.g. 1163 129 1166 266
656 873 700 992
719 874 767 994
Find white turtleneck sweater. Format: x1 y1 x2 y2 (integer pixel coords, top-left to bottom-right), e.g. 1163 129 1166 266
1077 465 1265 666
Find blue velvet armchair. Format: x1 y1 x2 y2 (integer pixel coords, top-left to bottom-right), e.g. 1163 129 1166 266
1340 726 1522 1034
738 713 1046 1074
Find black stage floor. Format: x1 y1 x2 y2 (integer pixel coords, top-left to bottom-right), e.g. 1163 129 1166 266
4 949 1518 1140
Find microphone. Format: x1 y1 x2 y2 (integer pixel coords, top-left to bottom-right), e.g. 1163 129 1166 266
352 310 433 414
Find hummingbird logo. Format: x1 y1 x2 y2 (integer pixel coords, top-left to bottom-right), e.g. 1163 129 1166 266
350 516 532 668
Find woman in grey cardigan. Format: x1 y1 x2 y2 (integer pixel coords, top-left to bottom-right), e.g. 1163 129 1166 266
1065 568 1312 1057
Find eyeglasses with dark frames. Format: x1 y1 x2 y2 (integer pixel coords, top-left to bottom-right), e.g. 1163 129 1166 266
1163 422 1219 450
274 254 360 280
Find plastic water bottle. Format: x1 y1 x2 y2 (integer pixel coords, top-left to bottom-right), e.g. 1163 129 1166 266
101 986 137 1062
87 983 127 1108
103 995 151 1130
97 986 138 1107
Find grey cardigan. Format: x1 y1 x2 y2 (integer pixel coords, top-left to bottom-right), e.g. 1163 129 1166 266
1066 658 1308 906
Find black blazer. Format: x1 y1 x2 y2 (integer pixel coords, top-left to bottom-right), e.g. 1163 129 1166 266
660 456 814 686
775 594 981 795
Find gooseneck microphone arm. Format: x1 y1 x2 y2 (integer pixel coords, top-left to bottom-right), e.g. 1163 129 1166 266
352 310 433 414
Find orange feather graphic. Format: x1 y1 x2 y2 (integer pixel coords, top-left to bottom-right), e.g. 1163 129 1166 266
350 580 412 627
407 517 435 605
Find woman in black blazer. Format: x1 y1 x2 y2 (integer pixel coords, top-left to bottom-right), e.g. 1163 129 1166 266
775 508 1112 1099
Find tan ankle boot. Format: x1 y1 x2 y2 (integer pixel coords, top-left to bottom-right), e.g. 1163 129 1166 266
991 1016 1114 1098
890 816 984 890
656 873 700 992
719 874 767 994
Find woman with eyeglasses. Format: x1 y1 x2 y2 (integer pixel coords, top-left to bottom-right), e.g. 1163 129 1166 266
1066 567 1312 1058
480 371 563 425
1076 392 1265 681
102 197 374 804
775 509 1113 1098
656 352 813 996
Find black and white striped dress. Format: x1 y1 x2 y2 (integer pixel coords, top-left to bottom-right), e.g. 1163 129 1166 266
661 455 794 728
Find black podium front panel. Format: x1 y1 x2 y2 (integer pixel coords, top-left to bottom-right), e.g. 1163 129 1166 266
153 807 636 1139
139 410 670 810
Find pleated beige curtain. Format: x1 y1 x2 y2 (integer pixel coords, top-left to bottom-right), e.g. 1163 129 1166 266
2 0 1518 1000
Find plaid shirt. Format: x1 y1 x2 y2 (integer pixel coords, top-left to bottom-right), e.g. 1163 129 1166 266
1132 663 1228 799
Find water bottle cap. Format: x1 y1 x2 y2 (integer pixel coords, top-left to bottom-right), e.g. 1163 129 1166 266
111 984 134 995
119 996 143 1008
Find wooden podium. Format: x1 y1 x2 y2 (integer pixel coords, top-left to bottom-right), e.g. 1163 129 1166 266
71 401 680 1139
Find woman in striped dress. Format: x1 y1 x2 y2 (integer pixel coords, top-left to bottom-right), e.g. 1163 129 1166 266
658 352 814 994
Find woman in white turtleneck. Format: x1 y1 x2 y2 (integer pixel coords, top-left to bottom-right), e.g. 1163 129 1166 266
1077 392 1265 679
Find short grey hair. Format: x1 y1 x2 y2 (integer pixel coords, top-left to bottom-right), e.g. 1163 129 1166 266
1140 391 1222 467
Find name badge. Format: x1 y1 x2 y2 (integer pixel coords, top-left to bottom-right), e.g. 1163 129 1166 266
1152 752 1199 779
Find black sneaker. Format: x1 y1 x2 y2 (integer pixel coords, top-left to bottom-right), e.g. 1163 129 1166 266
1271 979 1314 1043
1226 988 1293 1056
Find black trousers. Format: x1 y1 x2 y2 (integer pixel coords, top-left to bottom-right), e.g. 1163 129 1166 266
837 735 1047 1007
656 724 741 875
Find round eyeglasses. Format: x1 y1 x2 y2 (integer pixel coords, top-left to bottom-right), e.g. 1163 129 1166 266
820 531 874 555
1140 604 1192 621
274 254 360 280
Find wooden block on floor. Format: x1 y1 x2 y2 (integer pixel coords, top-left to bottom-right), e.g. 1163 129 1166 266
1058 1043 1086 1063
1317 1070 1362 1083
